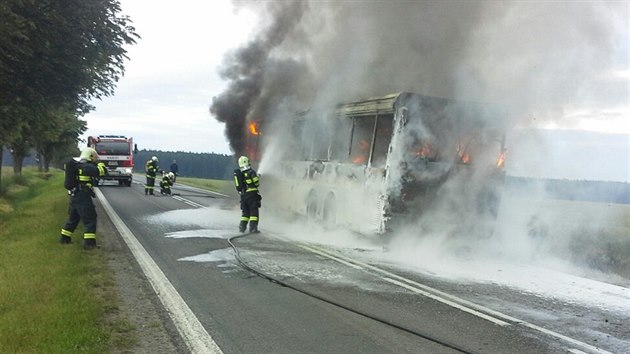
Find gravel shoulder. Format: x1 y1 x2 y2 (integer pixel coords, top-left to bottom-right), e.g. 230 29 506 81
96 201 187 354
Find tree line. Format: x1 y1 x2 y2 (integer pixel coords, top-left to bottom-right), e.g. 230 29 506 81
2 148 237 181
135 150 236 180
505 176 630 205
0 0 137 189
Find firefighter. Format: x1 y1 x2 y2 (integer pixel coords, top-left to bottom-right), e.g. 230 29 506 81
160 172 174 195
145 156 159 195
59 147 107 249
234 155 262 233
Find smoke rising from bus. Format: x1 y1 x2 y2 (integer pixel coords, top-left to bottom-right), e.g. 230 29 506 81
209 1 308 155
210 1 627 279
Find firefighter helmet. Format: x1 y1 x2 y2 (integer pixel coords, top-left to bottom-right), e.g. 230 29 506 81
168 172 175 180
80 147 99 162
151 156 158 162
238 156 250 171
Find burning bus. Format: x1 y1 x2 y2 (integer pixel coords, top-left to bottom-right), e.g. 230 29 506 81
261 92 507 235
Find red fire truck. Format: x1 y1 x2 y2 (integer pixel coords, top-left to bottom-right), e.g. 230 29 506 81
87 135 135 186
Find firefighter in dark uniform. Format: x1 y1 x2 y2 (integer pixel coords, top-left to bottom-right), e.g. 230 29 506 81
59 148 107 249
145 156 159 195
160 172 174 195
234 156 261 233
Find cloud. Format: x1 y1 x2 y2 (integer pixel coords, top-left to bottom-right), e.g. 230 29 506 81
83 0 257 154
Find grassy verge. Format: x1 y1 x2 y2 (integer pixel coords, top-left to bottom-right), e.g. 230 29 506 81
175 176 235 196
0 168 132 353
569 214 630 278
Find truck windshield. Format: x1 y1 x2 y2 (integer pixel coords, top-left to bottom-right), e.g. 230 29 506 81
95 142 130 155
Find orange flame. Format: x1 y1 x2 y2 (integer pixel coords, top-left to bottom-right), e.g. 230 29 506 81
415 142 433 158
457 143 471 164
496 149 506 168
353 155 366 164
249 121 260 136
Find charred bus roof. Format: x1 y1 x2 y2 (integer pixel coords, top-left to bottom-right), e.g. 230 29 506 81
335 92 504 127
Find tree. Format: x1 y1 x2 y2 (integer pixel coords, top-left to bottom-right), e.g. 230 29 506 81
31 106 87 172
0 0 138 182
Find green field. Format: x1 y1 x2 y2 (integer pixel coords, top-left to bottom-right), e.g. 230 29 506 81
175 175 235 196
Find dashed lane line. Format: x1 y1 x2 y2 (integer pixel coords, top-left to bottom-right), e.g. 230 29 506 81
172 195 205 208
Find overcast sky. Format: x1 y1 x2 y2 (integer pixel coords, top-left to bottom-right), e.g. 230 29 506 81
83 0 255 155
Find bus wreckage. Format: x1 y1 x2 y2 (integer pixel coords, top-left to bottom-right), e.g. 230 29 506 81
262 92 507 235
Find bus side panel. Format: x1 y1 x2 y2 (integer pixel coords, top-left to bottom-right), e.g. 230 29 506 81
263 161 388 235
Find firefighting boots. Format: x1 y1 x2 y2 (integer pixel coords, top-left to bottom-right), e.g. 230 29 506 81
249 222 260 234
83 238 96 250
239 221 247 233
59 235 72 244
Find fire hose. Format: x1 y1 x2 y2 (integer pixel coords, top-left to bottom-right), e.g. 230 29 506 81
227 233 475 354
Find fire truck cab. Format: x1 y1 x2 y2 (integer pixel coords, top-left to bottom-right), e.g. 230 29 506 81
87 135 134 186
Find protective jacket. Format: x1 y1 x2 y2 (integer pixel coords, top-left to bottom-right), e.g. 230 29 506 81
75 160 107 196
146 160 159 178
234 168 260 195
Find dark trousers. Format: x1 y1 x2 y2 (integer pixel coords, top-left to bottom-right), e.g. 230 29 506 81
240 193 261 231
62 191 97 239
145 176 155 195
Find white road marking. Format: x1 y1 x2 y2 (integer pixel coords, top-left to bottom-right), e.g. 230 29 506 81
568 349 590 354
96 189 223 354
381 277 511 326
296 243 614 354
299 244 364 269
172 195 205 208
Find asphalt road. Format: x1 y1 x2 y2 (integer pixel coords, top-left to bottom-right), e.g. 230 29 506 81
95 177 628 354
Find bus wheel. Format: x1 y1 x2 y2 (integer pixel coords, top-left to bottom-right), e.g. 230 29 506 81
323 193 336 229
306 191 318 220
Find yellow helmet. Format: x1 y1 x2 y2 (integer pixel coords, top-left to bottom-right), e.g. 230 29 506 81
80 147 98 161
238 156 250 170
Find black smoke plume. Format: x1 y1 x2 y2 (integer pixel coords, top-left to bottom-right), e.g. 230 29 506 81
209 1 308 155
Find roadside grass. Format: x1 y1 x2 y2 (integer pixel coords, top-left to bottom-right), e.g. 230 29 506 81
569 209 630 278
175 176 234 196
0 169 30 213
0 168 134 353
